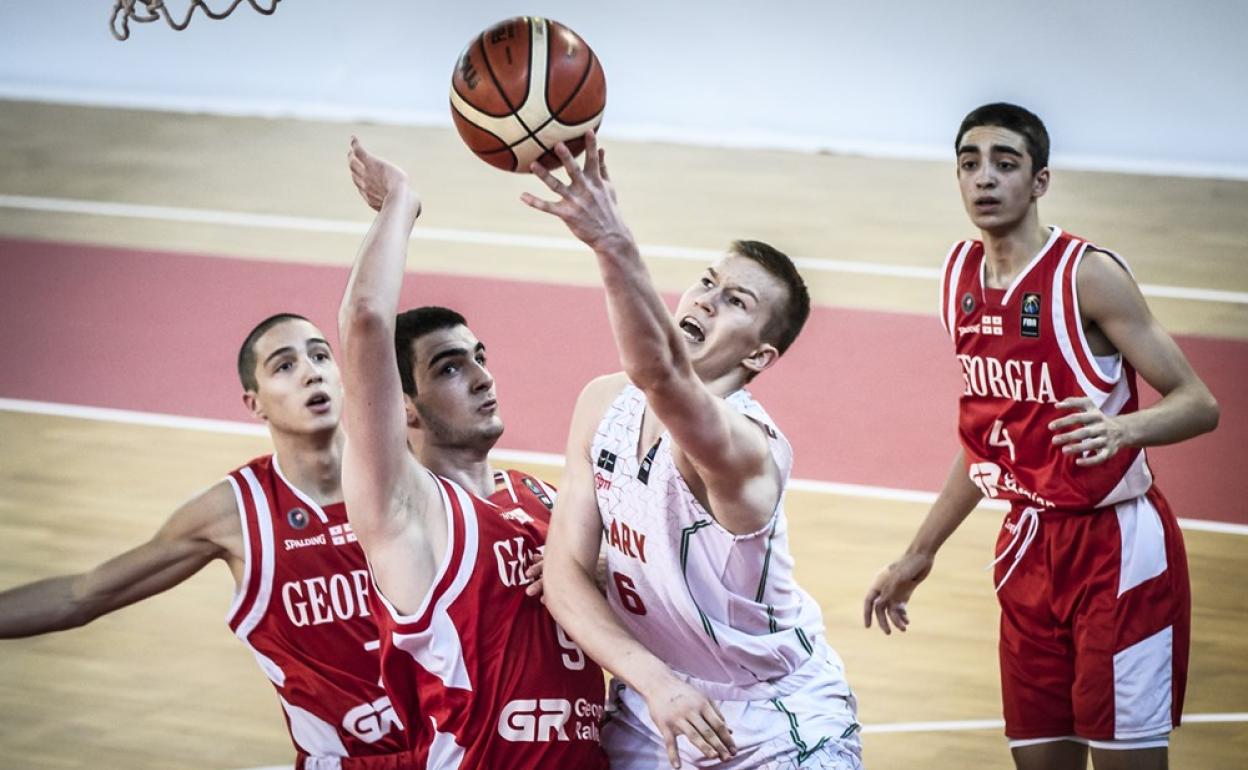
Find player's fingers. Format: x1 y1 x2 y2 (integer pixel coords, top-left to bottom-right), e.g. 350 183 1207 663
701 704 736 754
1056 396 1094 410
582 130 601 176
1048 412 1096 431
687 721 724 759
529 161 570 196
554 142 587 185
597 148 610 180
1076 446 1113 467
874 599 893 635
660 727 681 769
1063 435 1107 455
525 556 544 578
520 192 560 214
525 577 544 597
862 589 880 628
680 719 719 760
1052 425 1096 445
888 603 908 632
705 696 728 725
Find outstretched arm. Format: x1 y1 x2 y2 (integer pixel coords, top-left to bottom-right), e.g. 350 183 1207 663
863 450 982 635
522 135 777 534
338 140 448 617
0 481 237 638
338 139 437 546
543 376 736 768
1048 251 1219 465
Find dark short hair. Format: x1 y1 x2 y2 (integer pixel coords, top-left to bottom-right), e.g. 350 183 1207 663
955 102 1050 174
395 306 468 395
729 239 810 356
238 313 311 391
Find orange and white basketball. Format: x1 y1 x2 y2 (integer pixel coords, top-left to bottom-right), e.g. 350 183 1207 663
450 16 606 173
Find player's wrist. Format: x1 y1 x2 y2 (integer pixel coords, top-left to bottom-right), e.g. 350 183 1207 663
629 657 680 701
591 230 639 262
382 185 421 219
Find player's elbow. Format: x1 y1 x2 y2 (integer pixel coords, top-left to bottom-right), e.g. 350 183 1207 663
1197 389 1220 435
338 299 391 346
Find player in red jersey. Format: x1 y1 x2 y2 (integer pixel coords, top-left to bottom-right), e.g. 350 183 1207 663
863 103 1220 770
337 137 609 770
0 313 413 768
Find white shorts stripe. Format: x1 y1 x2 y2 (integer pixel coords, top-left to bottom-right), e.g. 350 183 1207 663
1113 625 1174 739
1117 494 1168 596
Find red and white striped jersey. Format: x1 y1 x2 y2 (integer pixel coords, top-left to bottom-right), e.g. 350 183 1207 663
939 226 1153 511
225 455 409 768
370 469 609 770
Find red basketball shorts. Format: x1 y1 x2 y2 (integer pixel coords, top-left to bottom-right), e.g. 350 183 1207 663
992 486 1190 741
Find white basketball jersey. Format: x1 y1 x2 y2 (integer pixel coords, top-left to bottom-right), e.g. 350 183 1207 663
592 383 835 698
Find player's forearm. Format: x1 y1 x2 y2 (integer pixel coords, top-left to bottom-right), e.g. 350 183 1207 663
907 452 982 558
339 189 421 331
1118 382 1219 448
0 575 92 637
544 555 672 694
593 235 691 388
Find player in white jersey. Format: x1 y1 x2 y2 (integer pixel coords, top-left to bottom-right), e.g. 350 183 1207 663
524 134 861 769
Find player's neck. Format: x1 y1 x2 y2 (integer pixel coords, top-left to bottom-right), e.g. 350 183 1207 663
692 362 750 399
979 210 1049 289
270 427 344 504
417 444 496 499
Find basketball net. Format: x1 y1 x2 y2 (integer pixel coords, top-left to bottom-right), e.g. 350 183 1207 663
110 0 281 41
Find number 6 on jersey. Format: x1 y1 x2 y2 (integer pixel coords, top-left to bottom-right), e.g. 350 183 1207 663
612 571 647 615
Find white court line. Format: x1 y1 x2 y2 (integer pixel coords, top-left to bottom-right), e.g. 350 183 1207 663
2 194 1246 305
3 397 1246 536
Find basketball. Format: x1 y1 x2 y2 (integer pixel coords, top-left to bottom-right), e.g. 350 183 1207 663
450 17 606 173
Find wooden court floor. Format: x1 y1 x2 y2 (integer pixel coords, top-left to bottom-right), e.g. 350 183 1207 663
1 101 1246 768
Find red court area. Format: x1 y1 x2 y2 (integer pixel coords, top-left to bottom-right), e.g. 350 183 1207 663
1 237 1243 525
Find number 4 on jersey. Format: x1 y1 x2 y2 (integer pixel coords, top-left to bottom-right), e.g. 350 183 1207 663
988 419 1016 462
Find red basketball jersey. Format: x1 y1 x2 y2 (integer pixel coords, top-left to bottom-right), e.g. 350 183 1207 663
939 227 1153 511
370 469 609 770
226 455 410 766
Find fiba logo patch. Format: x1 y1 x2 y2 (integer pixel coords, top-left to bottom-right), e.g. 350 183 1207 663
961 292 976 314
287 507 310 530
1021 292 1042 338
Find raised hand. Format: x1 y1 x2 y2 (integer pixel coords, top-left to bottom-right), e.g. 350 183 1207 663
520 131 631 254
347 136 420 216
863 551 934 635
642 674 737 768
1049 396 1127 467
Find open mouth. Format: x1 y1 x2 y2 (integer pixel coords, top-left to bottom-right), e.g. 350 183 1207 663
679 317 705 343
306 393 331 409
479 398 498 413
974 197 1001 209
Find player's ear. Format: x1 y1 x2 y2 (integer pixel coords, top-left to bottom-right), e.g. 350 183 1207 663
242 390 267 422
1032 166 1050 199
742 343 779 376
403 393 420 429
